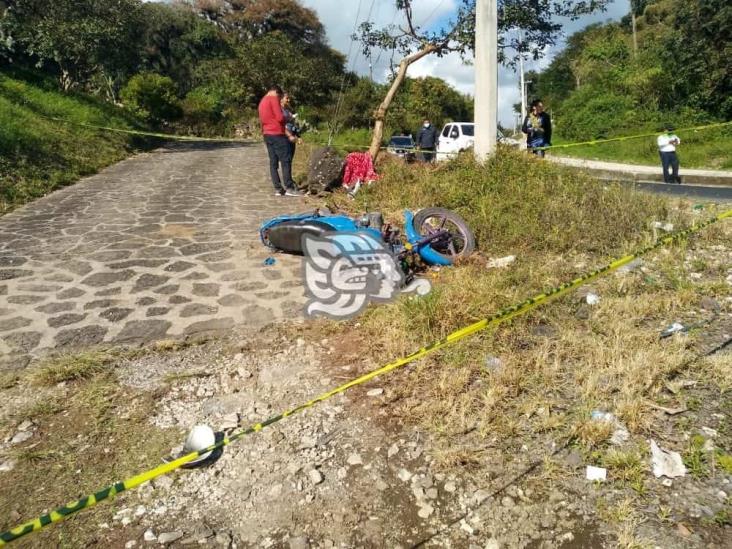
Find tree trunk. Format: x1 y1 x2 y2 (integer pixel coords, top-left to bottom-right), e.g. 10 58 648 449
369 44 438 160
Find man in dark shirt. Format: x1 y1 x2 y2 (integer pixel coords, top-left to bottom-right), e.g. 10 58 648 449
258 85 301 196
416 119 438 163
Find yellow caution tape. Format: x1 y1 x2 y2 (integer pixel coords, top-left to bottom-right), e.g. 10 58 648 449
42 116 732 153
1 209 729 546
538 121 732 150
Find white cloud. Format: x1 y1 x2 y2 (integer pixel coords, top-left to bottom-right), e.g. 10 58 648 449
300 0 631 125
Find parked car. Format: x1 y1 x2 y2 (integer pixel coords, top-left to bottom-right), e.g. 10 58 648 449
386 135 416 162
436 122 519 161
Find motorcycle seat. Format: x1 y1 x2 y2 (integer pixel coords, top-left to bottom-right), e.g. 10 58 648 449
264 219 335 255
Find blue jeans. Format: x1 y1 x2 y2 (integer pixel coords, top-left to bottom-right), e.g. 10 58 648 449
660 151 680 183
264 135 295 192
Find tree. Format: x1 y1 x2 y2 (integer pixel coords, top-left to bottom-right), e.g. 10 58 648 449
358 0 612 158
1 0 143 92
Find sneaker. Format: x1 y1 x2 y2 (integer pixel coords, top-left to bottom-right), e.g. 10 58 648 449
274 190 285 196
284 188 303 197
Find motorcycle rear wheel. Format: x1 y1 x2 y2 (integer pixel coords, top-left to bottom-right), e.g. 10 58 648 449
412 207 475 261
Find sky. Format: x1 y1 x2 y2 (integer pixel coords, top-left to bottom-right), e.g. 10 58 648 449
301 0 631 127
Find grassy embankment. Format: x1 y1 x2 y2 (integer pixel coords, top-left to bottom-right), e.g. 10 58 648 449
0 68 154 214
551 124 732 170
322 149 731 542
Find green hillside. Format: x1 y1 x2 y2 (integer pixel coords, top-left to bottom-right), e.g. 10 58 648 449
0 69 153 214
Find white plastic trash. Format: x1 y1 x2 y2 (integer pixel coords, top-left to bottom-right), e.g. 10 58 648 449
586 466 607 482
650 439 686 479
586 293 601 306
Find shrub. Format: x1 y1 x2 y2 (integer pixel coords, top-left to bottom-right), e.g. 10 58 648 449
120 73 181 123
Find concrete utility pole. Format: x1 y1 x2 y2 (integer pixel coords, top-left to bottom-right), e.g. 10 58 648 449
474 0 498 162
518 32 526 123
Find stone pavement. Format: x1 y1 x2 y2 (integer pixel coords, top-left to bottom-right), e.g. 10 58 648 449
0 142 307 368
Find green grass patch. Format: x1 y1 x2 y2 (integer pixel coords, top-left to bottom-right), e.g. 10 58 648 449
0 67 156 214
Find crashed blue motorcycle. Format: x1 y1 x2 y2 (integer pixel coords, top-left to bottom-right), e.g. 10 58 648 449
259 207 475 281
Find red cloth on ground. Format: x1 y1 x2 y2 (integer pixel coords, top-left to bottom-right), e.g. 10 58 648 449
258 95 285 135
342 152 378 188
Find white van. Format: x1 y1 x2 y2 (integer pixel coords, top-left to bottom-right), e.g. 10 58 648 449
436 122 519 161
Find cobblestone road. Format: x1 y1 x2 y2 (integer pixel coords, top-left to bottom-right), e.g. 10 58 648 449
0 142 306 368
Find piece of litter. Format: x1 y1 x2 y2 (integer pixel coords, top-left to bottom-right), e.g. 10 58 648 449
263 257 276 266
585 293 601 306
484 356 503 371
665 379 696 395
662 479 673 487
650 439 686 478
701 427 718 438
487 255 516 269
660 322 685 338
651 221 674 232
366 388 384 397
590 411 629 446
649 403 688 416
586 466 607 482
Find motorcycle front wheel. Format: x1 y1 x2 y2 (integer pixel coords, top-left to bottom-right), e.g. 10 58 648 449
412 207 476 261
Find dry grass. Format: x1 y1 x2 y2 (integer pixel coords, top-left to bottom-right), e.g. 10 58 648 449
0 351 181 547
31 350 116 386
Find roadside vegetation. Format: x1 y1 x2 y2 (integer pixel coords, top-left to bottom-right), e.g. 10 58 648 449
337 149 731 544
529 0 731 168
0 69 154 214
551 126 732 171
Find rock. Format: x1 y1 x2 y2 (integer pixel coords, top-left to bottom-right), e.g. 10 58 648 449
17 419 33 431
397 468 413 482
0 459 16 472
10 431 32 444
214 532 232 546
289 536 310 549
158 531 184 545
308 469 324 485
125 542 137 548
153 476 174 491
426 488 438 499
219 413 239 430
565 451 583 468
347 453 363 466
388 443 399 458
337 467 347 480
484 539 500 549
700 297 721 312
417 504 434 519
375 479 389 491
366 388 384 397
444 481 457 493
676 523 692 538
144 529 157 542
501 496 515 508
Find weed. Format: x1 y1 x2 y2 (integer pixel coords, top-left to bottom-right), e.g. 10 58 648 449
683 435 709 478
31 351 115 386
602 447 647 494
717 453 732 474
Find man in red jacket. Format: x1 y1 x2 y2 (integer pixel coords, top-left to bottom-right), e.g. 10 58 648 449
258 85 301 197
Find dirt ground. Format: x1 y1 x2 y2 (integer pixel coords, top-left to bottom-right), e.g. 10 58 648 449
1 206 731 548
